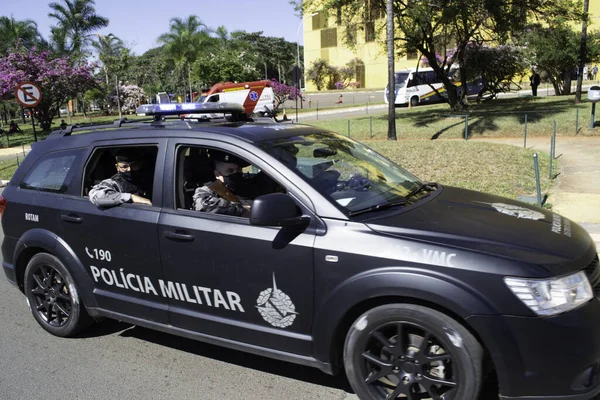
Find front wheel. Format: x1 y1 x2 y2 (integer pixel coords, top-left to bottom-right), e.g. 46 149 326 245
410 97 419 107
344 304 483 400
24 253 93 337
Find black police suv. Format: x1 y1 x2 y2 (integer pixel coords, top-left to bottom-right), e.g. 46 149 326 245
2 103 599 400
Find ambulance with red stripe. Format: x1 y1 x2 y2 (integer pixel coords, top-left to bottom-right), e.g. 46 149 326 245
187 80 274 119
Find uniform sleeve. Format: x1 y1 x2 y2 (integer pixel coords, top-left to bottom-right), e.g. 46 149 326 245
89 179 132 207
192 186 245 216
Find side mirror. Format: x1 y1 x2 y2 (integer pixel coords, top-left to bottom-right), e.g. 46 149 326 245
250 193 308 227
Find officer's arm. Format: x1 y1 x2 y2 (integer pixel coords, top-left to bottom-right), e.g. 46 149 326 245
89 179 132 207
193 186 245 216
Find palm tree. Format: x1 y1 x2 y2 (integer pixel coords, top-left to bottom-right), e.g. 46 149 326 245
0 16 46 55
92 33 125 85
48 0 109 60
158 15 213 99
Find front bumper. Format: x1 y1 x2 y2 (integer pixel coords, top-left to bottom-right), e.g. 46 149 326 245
468 299 600 399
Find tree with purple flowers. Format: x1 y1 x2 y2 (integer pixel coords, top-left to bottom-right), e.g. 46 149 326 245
270 79 301 110
0 44 98 130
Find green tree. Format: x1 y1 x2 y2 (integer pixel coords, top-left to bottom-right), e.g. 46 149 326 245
48 0 109 60
193 28 261 86
462 44 527 102
296 0 582 110
92 33 124 85
234 32 297 83
91 33 131 117
0 16 46 56
130 47 179 102
307 58 336 90
521 23 600 95
158 15 212 99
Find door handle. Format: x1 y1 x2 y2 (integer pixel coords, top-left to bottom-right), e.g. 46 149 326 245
61 214 83 223
164 231 195 242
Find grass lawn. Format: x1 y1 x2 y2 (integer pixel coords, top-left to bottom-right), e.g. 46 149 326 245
364 139 554 201
310 95 600 141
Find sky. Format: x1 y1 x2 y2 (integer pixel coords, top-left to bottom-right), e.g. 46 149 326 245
2 0 304 55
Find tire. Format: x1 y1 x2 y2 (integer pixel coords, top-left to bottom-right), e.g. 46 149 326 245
410 96 419 107
344 304 483 400
24 253 93 337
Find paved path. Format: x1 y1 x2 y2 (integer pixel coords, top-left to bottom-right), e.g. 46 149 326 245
471 136 600 249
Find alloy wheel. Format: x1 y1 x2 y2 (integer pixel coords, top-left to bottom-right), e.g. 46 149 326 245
359 321 457 399
28 264 73 328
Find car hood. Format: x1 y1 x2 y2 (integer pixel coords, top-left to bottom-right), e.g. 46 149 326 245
364 186 595 268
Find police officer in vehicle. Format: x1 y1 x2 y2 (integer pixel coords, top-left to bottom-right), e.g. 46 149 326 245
89 148 152 207
193 151 257 216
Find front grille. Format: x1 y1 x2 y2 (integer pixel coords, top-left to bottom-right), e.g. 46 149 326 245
583 256 600 297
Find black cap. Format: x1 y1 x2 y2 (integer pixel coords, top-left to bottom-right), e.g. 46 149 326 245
115 148 139 163
210 151 249 167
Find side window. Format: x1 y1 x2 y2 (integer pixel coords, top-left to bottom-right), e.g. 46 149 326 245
20 149 80 193
83 145 158 199
174 145 285 216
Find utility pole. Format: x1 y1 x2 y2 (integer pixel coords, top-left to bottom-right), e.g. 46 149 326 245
188 63 193 102
576 0 589 103
386 0 397 140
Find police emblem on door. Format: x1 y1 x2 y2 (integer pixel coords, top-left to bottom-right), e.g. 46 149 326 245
256 274 297 328
249 91 259 101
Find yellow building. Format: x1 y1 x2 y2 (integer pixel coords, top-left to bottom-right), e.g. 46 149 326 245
302 1 600 91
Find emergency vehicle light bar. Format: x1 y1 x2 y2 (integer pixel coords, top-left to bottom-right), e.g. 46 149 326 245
136 102 245 117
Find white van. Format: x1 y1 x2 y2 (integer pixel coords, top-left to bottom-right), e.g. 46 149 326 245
384 67 483 106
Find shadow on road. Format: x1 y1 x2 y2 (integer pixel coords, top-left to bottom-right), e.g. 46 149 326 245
76 318 134 338
118 324 355 393
89 321 501 399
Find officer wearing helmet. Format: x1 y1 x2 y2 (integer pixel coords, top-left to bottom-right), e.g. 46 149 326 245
193 151 255 216
89 148 152 207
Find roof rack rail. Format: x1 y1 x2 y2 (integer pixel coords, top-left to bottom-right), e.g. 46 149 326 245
46 117 155 139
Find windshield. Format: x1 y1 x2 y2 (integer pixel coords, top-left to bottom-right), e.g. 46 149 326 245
394 72 410 88
258 132 423 214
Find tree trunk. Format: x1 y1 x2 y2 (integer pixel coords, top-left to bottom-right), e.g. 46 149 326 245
386 0 396 140
562 69 572 95
575 0 589 103
115 75 122 120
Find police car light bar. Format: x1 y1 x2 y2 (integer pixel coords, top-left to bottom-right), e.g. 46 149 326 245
136 102 245 117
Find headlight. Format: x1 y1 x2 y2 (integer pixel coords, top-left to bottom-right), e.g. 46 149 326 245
504 271 593 316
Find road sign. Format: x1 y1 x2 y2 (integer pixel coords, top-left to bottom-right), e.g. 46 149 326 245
15 82 42 108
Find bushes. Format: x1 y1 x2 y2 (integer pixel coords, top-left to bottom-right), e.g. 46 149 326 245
307 58 363 90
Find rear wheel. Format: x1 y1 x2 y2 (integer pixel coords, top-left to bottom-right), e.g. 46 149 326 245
24 253 92 337
344 304 483 400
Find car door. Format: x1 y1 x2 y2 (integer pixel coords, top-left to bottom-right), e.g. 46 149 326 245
157 138 316 357
58 139 169 324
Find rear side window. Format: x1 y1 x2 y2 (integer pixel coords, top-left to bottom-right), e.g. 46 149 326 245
20 149 80 193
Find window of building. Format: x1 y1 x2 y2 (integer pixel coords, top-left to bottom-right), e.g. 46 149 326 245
321 28 338 48
312 13 327 30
